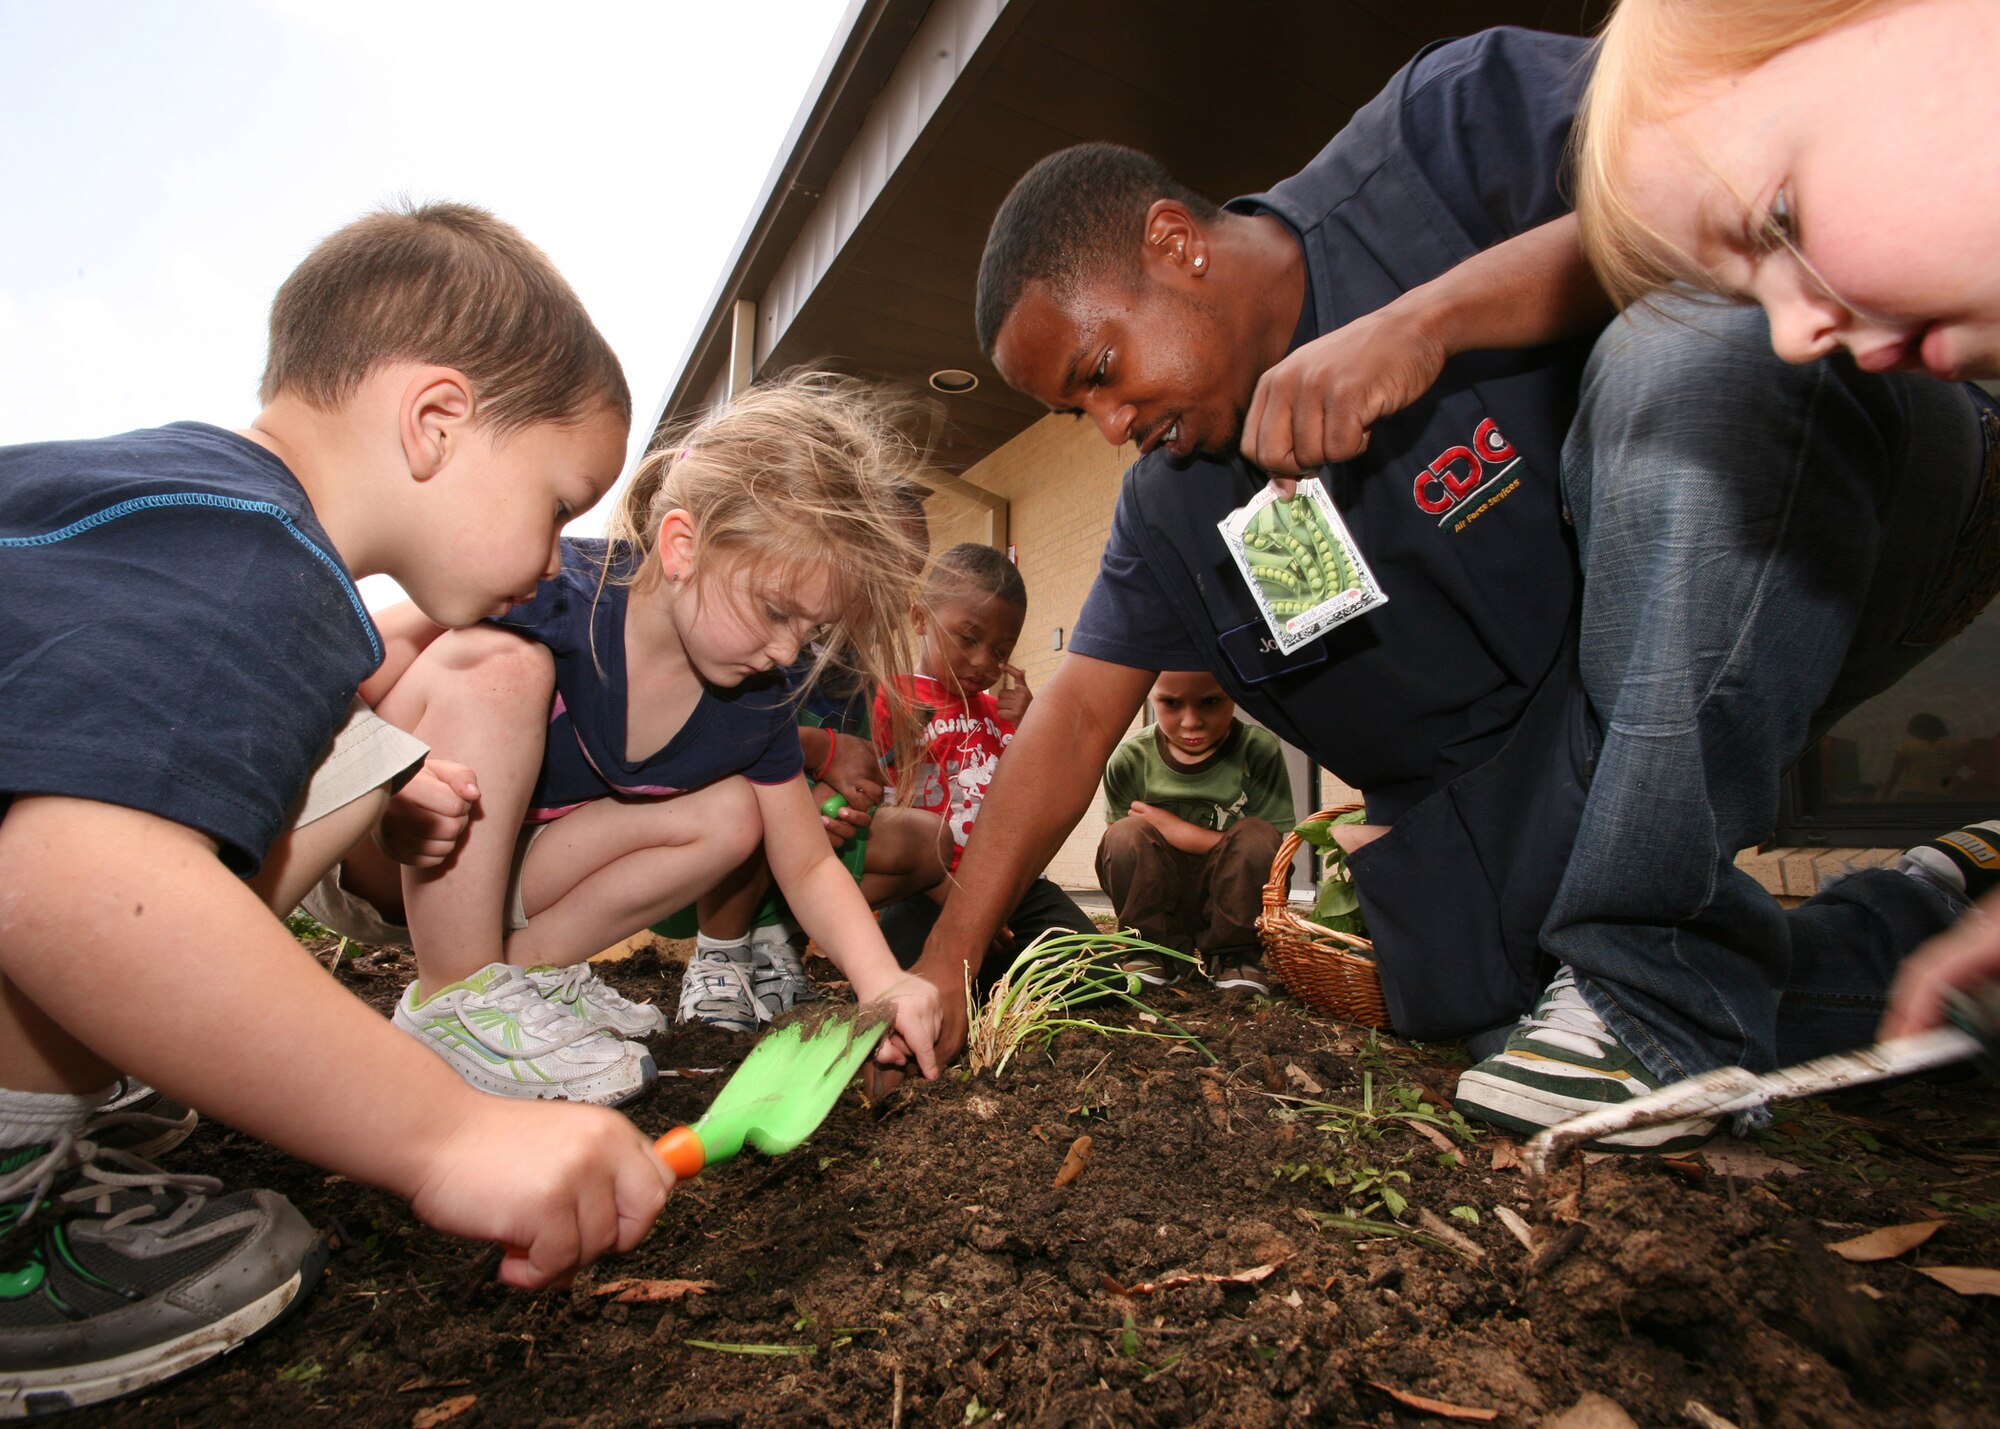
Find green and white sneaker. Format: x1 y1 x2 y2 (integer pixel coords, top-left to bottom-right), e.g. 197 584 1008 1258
748 925 820 1018
393 964 656 1107
0 1135 326 1416
1453 968 1720 1153
525 962 666 1038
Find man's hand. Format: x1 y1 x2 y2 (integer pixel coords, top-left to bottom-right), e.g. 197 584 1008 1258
866 955 970 1099
373 758 481 867
1241 307 1448 475
1881 891 2000 1039
993 665 1033 726
1128 801 1220 856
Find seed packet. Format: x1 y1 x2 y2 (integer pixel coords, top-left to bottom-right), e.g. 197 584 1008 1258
1218 479 1387 653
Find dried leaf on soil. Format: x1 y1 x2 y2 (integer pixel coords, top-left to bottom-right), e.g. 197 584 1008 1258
411 1396 477 1429
1701 1145 1805 1180
1493 1204 1537 1252
591 1277 722 1303
1054 1135 1093 1187
1366 1381 1498 1420
1915 1265 2000 1296
1285 1062 1324 1095
1103 1259 1286 1296
1490 1139 1522 1171
1826 1220 1945 1262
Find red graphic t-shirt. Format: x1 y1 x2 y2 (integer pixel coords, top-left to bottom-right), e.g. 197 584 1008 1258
873 673 1012 870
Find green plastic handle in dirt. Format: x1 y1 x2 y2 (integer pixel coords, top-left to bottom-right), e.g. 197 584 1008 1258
818 793 871 879
653 1002 892 1180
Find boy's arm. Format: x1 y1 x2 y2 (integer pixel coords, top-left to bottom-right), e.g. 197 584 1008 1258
1128 802 1221 855
1100 738 1138 823
1242 732 1297 830
0 796 670 1288
1241 214 1612 475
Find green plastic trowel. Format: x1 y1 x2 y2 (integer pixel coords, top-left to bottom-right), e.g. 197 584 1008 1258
653 1001 891 1178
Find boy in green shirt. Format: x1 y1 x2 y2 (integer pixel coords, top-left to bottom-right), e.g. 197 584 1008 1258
1098 671 1293 991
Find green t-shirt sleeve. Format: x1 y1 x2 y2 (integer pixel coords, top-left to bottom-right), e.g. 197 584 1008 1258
1102 734 1143 822
1241 728 1296 829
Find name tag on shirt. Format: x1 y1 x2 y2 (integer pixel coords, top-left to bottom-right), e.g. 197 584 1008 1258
1218 479 1387 654
1218 619 1334 686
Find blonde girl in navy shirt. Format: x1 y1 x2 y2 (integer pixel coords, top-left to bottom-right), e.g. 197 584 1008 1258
314 377 943 1102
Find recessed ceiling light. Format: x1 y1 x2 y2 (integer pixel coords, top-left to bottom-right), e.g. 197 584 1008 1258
929 368 979 393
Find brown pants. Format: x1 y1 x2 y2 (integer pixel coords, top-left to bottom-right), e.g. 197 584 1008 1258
1094 816 1282 960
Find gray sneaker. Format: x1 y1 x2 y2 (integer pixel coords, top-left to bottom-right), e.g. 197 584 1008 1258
748 926 821 1017
526 962 667 1038
675 946 770 1033
87 1078 198 1160
0 1135 326 1416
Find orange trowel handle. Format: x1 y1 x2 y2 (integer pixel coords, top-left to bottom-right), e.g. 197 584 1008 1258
655 1124 706 1180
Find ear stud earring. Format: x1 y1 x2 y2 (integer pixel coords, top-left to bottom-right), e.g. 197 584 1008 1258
1193 256 1206 270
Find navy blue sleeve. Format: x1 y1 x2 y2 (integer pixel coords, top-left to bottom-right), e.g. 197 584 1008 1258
1397 28 1593 249
0 503 373 873
1068 478 1207 672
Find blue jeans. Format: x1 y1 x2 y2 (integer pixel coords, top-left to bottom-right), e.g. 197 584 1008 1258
1545 298 1993 1081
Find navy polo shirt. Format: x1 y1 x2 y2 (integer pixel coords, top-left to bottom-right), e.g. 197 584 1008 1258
1071 27 1597 823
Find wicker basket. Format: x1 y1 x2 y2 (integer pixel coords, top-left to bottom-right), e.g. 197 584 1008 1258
1256 803 1392 1028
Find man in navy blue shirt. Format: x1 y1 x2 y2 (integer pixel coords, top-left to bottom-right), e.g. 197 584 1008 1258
898 28 1999 1149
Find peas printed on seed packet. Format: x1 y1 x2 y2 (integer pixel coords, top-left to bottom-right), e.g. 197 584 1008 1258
1219 479 1387 653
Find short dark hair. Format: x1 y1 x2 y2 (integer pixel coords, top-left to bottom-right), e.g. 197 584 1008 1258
262 201 631 434
926 542 1026 610
974 143 1219 356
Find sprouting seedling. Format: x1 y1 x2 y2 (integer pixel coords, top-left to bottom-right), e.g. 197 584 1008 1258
964 930 1212 1077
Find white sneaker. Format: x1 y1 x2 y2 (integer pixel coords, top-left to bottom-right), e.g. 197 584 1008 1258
393 964 655 1106
748 925 820 1017
526 962 666 1038
675 945 770 1033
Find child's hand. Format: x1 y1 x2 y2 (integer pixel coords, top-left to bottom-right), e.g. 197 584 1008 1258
1881 890 2000 1039
409 1099 673 1290
374 758 481 867
849 971 942 1080
825 735 888 810
994 665 1033 725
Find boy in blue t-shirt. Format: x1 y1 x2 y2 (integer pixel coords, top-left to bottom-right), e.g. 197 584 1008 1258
0 203 675 1411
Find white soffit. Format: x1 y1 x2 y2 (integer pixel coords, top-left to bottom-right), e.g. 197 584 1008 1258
755 0 1008 367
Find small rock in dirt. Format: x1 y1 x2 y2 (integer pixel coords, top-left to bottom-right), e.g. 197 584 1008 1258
966 1224 1009 1253
1540 1391 1638 1429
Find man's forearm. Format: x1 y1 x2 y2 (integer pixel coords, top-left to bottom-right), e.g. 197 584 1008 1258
1406 214 1612 357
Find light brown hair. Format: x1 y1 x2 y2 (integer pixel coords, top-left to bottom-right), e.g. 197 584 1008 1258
260 201 631 433
608 372 934 782
1576 0 1903 305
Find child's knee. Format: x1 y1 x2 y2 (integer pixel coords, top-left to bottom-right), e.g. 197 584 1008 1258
1222 817 1284 861
708 778 764 862
1099 815 1168 860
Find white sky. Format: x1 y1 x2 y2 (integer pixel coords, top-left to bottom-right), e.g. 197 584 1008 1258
0 0 850 607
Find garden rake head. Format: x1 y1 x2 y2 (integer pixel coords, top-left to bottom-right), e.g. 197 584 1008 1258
653 1001 892 1179
1522 986 2000 1193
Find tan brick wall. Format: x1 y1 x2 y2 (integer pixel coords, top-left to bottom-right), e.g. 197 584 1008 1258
921 416 1134 888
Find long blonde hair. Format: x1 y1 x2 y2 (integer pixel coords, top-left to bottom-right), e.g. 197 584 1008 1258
1576 0 1907 305
605 371 933 783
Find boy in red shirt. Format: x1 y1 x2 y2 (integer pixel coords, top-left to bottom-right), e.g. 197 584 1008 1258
873 544 1095 981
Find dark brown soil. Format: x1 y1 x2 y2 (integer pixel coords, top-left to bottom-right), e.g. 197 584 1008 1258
75 936 2000 1428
